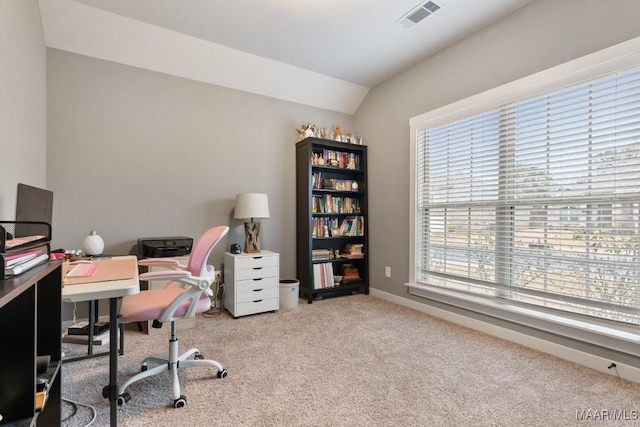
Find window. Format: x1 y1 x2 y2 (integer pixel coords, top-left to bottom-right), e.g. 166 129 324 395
410 58 640 326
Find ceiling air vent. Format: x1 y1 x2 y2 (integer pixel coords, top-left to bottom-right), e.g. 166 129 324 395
397 1 443 29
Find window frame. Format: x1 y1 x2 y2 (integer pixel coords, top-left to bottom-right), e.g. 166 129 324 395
408 36 640 355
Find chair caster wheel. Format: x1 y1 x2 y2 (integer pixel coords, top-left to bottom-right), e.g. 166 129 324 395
117 393 132 406
217 369 228 378
195 354 204 360
174 395 187 408
101 386 109 399
140 362 148 372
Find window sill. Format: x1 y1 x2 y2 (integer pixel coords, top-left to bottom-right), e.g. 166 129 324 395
406 282 640 358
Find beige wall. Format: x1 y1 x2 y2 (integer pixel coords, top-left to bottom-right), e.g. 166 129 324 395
354 0 640 300
47 49 354 278
7 0 640 325
0 0 46 219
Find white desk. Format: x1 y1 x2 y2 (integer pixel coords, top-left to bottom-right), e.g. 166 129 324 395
61 255 139 427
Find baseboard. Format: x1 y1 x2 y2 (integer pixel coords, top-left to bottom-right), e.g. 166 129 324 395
369 288 640 384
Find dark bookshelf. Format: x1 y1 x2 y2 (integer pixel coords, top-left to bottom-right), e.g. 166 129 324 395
296 137 369 303
0 261 62 425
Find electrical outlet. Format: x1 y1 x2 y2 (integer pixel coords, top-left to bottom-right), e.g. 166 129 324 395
385 266 391 278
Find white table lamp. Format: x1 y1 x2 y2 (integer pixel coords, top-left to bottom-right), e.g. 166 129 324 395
234 193 270 253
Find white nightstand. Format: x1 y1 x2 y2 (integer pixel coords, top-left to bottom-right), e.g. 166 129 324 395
224 250 279 318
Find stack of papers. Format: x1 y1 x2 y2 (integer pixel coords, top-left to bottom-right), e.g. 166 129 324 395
65 263 100 278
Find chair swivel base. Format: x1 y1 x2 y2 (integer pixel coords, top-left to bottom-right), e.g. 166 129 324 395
102 322 228 408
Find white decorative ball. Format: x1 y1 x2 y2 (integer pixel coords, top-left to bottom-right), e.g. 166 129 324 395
82 230 104 256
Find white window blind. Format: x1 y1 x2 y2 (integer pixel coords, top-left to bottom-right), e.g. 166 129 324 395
416 66 640 325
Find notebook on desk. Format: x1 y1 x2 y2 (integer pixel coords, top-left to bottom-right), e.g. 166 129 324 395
62 257 136 286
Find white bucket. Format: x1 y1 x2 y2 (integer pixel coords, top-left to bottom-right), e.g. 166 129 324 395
279 279 300 310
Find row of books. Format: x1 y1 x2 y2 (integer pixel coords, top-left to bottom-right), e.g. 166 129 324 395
342 243 364 259
1 221 51 280
313 262 362 290
312 245 366 261
313 262 335 289
312 216 365 238
337 216 364 237
312 195 361 214
312 249 332 261
311 149 361 170
312 173 358 192
342 263 361 283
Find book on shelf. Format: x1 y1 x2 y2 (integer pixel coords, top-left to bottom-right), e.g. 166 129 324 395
313 264 322 289
311 174 357 192
312 195 360 215
314 149 360 170
313 262 335 289
341 243 364 259
341 263 361 283
312 248 332 260
336 216 364 237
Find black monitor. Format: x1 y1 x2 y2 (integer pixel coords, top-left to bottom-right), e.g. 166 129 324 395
15 183 53 237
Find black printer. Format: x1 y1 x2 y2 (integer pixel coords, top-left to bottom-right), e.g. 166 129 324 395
137 236 193 258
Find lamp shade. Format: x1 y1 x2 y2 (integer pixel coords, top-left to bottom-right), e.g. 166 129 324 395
234 193 270 220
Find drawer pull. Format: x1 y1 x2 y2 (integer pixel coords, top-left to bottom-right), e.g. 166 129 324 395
253 289 263 292
252 256 263 259
253 267 263 270
252 278 263 281
253 300 263 303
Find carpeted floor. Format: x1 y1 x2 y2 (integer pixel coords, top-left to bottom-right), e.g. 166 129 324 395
60 295 640 426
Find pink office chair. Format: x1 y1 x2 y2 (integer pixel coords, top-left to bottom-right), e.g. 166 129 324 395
113 226 229 408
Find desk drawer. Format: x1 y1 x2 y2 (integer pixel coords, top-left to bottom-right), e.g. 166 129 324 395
235 298 279 316
236 266 278 281
236 255 278 270
236 276 278 292
237 286 278 303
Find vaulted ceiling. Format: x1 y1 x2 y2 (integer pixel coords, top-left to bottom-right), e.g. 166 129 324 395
39 0 534 113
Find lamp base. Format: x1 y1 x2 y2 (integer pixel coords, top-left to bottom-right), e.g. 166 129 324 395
244 222 261 253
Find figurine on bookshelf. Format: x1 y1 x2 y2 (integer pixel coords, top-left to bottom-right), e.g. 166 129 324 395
347 156 356 170
345 133 354 144
318 127 329 139
297 123 316 140
333 125 342 141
